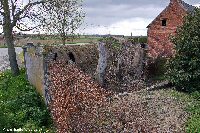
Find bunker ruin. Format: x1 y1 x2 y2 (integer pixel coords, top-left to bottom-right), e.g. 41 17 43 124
23 38 147 104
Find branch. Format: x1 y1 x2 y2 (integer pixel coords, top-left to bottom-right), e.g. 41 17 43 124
11 0 17 19
0 11 3 16
0 1 4 16
15 23 39 31
12 0 45 27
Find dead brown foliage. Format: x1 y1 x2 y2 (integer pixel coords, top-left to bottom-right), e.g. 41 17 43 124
48 60 110 132
48 60 186 133
48 60 158 133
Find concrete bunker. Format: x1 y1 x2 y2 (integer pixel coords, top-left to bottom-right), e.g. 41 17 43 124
23 39 147 104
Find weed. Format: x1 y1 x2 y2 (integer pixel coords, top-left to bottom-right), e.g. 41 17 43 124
0 69 55 132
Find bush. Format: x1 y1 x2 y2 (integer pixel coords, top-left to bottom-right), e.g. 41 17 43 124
0 69 54 132
169 90 200 132
184 91 200 132
167 8 200 92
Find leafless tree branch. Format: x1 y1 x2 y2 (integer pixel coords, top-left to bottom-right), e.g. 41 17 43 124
12 0 45 28
15 24 38 31
0 1 5 16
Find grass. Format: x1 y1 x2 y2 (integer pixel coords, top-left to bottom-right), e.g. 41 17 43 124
0 45 22 48
18 52 24 64
0 41 22 48
169 89 200 132
0 37 101 47
0 45 7 48
0 69 55 133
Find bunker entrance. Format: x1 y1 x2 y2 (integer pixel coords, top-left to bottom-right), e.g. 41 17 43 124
53 53 58 61
68 52 76 63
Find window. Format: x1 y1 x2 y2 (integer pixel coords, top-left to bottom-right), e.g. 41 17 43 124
162 19 167 26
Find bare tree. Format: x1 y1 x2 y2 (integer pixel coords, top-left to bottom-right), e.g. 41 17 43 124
39 0 85 45
0 0 44 76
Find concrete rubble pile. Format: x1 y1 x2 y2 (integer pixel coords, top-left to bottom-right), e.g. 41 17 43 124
100 37 146 92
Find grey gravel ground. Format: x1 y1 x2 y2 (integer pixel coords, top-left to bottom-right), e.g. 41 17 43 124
108 89 189 132
0 47 23 72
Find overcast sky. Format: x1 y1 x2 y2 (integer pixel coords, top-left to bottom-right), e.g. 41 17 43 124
80 0 200 36
0 0 199 36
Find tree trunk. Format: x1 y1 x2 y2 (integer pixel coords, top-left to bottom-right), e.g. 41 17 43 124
62 36 66 45
4 30 20 76
3 0 20 76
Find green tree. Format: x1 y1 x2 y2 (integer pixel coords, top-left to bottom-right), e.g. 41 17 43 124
167 8 200 92
38 0 84 45
0 0 45 76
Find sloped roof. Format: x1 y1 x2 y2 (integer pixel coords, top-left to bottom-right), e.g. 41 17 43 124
146 5 169 28
180 0 195 12
147 0 195 28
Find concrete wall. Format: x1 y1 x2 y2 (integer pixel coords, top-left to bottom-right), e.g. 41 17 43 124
23 43 99 104
23 44 45 96
103 40 146 92
47 44 99 78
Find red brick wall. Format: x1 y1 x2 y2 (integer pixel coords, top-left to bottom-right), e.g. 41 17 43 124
147 0 187 58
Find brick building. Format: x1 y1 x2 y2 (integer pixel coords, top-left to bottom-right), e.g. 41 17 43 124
147 0 195 58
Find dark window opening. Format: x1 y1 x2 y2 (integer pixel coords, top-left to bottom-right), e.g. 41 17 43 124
162 19 167 26
68 52 75 63
53 53 58 61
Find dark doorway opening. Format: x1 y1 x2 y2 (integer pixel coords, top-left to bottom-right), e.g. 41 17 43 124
68 52 75 63
53 53 58 61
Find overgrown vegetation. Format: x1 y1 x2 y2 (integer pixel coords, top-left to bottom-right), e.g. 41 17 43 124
99 37 122 50
167 8 200 92
169 90 200 132
0 69 54 132
128 36 147 43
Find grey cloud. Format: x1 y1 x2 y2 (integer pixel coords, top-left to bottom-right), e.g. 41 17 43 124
83 0 168 8
83 0 198 8
82 0 199 34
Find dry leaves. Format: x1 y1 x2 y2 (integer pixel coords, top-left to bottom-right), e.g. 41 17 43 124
46 39 187 132
48 60 187 133
48 60 110 132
